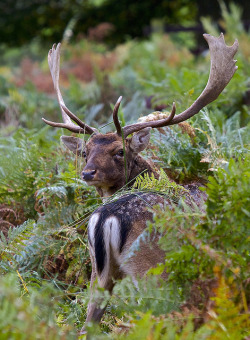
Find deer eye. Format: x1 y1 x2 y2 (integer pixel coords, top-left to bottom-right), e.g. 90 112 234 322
82 151 87 160
116 150 124 157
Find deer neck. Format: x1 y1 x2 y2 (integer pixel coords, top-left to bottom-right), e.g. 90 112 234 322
96 185 123 199
127 154 159 185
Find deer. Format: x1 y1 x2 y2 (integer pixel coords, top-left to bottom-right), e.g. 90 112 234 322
42 33 238 333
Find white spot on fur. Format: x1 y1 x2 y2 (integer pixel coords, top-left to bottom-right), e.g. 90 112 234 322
109 217 121 252
88 213 100 248
99 216 120 287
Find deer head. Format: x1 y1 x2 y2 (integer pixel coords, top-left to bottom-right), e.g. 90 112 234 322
43 34 238 198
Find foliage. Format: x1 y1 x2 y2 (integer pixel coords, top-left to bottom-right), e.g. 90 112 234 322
148 109 249 182
0 273 77 339
0 128 98 336
0 126 98 218
0 2 249 338
107 273 249 340
1 0 249 48
152 153 249 284
0 220 35 264
84 272 249 339
133 169 188 198
0 0 198 47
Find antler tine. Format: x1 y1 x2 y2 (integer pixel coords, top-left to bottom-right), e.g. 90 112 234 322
122 102 176 138
122 33 238 138
113 96 123 136
42 43 97 135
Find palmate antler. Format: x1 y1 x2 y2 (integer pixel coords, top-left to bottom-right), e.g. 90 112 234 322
120 33 238 138
43 34 238 137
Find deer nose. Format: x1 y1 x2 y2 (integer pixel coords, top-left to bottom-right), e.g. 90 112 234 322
82 170 96 181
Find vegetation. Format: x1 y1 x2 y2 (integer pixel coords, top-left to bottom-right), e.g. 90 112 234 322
0 3 249 339
1 0 249 47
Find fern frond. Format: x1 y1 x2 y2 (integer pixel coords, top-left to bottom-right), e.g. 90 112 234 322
133 168 188 199
0 220 35 263
36 186 68 199
112 276 180 316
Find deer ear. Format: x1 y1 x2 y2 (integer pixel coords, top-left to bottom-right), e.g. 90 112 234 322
60 136 85 156
129 127 151 154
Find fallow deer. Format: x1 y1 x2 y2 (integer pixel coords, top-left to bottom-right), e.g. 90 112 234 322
42 34 238 332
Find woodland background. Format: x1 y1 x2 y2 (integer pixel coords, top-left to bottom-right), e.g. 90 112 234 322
0 1 249 339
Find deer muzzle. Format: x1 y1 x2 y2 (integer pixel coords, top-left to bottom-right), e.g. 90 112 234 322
82 170 96 181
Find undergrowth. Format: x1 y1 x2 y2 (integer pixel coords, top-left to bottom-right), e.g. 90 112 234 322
0 2 249 338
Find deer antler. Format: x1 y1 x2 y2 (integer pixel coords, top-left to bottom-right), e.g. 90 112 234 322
121 33 238 138
43 34 238 138
42 43 98 135
112 96 123 135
